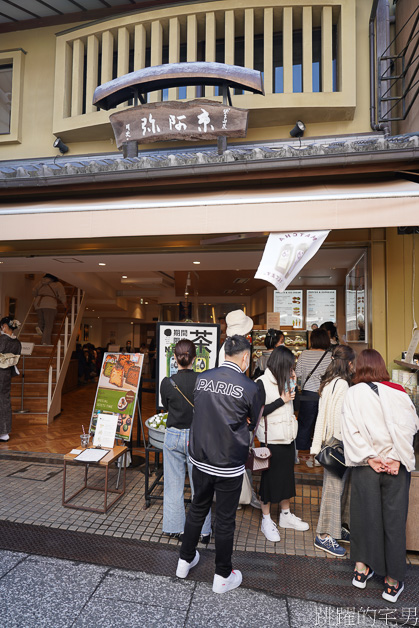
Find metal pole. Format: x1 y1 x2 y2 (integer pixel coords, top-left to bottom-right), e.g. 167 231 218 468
15 355 29 414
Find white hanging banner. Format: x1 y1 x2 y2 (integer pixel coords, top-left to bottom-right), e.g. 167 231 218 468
255 231 330 292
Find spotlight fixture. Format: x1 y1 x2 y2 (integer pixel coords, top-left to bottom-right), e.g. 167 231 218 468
289 120 305 138
53 137 69 154
193 261 200 265
98 262 106 266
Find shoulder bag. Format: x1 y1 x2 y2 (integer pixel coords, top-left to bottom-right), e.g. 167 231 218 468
314 379 347 478
245 406 271 473
302 350 329 391
169 377 194 408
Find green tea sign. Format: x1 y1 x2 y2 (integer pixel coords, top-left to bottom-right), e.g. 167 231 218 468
156 322 220 411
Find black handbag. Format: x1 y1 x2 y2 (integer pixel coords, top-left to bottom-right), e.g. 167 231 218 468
315 442 347 478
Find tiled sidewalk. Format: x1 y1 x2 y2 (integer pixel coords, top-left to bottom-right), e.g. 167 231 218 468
0 452 418 566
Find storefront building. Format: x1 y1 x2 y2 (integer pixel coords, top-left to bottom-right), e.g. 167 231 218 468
0 0 418 424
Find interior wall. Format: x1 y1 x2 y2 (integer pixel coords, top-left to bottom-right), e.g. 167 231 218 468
385 229 419 370
0 272 36 323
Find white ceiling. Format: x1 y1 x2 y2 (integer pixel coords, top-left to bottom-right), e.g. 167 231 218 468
0 246 365 317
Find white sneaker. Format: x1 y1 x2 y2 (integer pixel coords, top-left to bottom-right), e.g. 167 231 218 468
261 517 281 542
279 512 309 531
213 569 242 594
176 550 199 578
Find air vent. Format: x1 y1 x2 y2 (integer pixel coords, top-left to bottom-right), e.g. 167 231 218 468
53 258 83 264
224 289 237 295
233 278 250 284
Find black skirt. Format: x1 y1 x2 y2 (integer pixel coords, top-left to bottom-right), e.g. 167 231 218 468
259 441 296 504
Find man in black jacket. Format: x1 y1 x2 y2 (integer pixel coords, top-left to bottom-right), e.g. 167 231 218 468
176 335 263 593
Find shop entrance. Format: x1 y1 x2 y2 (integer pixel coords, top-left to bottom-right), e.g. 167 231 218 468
0 228 376 454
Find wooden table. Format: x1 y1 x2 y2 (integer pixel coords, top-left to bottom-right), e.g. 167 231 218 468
62 445 128 513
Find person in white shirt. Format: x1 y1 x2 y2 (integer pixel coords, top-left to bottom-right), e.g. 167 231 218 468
341 349 419 604
310 345 355 558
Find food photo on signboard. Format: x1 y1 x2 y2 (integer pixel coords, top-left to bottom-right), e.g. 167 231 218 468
90 351 144 442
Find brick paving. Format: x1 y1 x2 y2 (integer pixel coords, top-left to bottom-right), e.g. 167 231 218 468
0 451 418 567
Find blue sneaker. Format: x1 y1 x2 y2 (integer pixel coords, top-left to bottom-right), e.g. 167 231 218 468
314 535 346 557
339 526 350 544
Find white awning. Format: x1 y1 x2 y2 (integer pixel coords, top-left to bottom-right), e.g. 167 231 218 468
1 179 418 241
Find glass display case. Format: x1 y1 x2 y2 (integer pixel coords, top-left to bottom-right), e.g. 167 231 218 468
251 329 308 375
346 253 368 342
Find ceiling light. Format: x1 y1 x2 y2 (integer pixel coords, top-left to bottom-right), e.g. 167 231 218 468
299 275 331 279
130 322 134 325
193 261 200 265
122 275 127 279
184 291 189 296
98 263 106 266
145 301 148 305
0 261 4 264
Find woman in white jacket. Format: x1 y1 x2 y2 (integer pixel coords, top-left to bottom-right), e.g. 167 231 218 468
256 347 310 542
310 345 355 557
341 349 419 604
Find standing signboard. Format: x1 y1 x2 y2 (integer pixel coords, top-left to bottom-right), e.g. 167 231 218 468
156 322 220 410
89 352 144 442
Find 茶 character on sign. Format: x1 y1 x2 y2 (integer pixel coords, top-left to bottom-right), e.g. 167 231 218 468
197 109 214 133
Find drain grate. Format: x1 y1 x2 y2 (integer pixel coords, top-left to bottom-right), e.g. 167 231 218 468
7 464 63 482
0 520 417 625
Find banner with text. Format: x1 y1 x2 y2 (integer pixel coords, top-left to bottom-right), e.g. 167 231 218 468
255 231 330 292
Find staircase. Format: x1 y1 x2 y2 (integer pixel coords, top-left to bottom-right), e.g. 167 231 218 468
12 285 86 424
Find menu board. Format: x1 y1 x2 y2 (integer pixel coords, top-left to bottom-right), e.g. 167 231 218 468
89 352 144 442
273 290 303 329
306 290 336 327
156 322 220 409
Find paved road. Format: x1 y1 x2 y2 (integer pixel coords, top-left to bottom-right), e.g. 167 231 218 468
1 550 393 628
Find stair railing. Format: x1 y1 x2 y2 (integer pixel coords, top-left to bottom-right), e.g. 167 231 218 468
46 287 84 411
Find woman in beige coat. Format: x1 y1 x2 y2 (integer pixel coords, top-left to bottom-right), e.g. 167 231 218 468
310 345 355 557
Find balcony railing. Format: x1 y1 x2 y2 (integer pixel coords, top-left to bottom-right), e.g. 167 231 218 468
53 0 356 142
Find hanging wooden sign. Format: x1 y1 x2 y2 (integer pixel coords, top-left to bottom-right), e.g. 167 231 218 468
110 99 249 147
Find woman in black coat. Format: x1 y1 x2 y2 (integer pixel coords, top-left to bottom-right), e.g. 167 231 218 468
0 316 22 442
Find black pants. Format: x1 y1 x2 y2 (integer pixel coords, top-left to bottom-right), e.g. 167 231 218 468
180 466 242 578
350 465 410 582
296 391 319 450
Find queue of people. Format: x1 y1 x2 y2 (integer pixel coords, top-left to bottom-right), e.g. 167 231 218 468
164 318 418 605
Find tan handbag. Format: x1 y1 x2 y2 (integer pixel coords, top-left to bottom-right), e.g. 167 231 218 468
245 407 271 473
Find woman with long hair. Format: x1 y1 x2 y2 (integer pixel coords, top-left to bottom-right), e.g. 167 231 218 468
295 328 332 461
253 328 285 378
0 317 21 442
342 349 419 603
160 339 211 542
256 346 310 542
310 344 355 557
